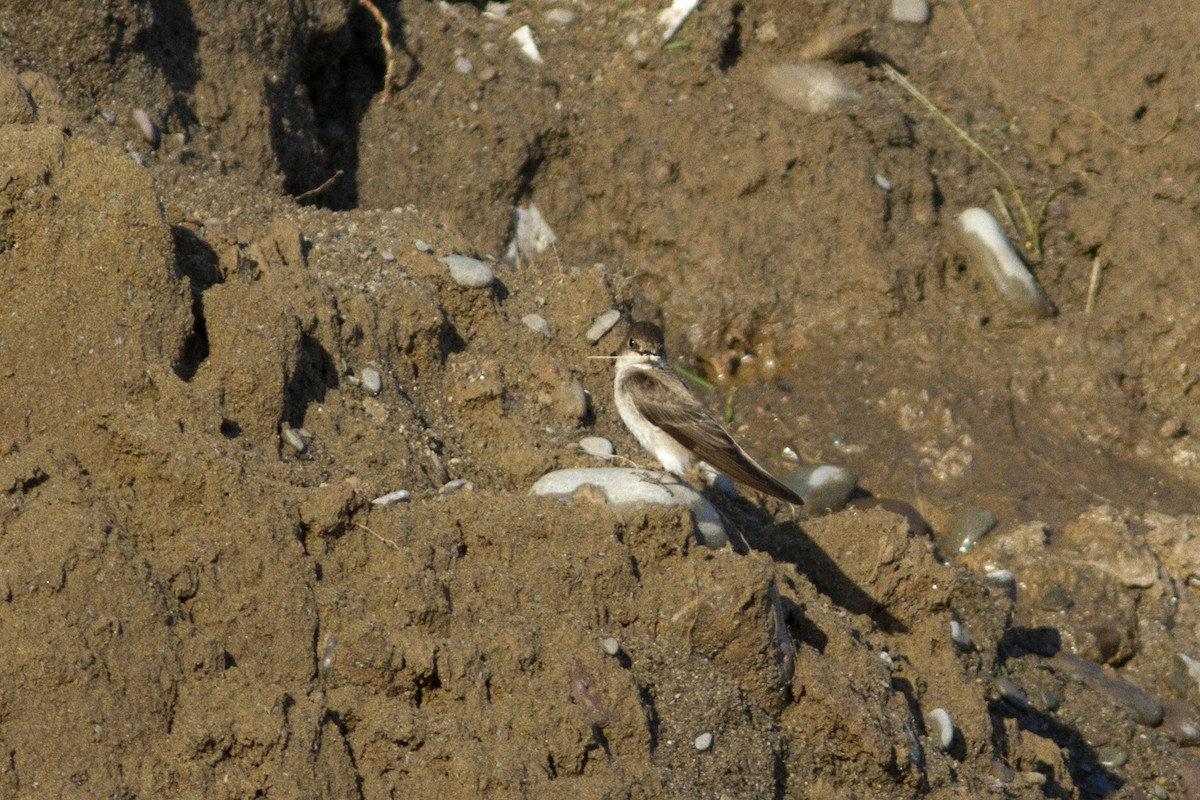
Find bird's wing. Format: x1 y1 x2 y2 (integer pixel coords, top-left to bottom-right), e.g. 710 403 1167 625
624 369 804 505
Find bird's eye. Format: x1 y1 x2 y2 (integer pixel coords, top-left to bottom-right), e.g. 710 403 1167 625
629 338 637 349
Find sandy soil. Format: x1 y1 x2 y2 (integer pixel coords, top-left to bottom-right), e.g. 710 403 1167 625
1 0 1199 797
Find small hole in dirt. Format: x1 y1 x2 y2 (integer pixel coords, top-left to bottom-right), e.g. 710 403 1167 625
219 419 242 438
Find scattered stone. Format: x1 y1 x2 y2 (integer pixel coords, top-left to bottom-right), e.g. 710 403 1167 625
557 377 589 421
514 203 557 259
579 436 615 460
530 467 727 547
510 25 543 64
359 366 383 395
454 55 473 74
942 507 998 554
1164 698 1200 746
875 174 892 192
1169 653 1200 708
521 313 552 338
599 636 620 656
371 489 411 505
1052 652 1163 726
761 63 861 114
415 239 433 253
1097 746 1129 767
891 0 930 24
281 427 306 454
131 108 160 148
983 569 1016 590
949 620 974 651
780 463 856 512
544 8 575 25
693 732 713 751
586 310 622 343
1039 687 1063 712
798 23 869 63
995 675 1029 710
924 708 955 752
955 208 1055 318
439 478 476 495
440 254 495 289
380 249 395 261
658 0 699 42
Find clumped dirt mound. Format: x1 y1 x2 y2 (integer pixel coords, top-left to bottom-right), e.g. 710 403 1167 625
1 0 1199 797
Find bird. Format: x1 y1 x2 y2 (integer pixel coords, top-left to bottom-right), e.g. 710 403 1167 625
612 320 804 506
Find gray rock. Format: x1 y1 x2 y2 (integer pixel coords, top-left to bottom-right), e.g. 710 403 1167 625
924 708 955 752
281 427 306 454
942 507 998 554
371 489 411 505
440 254 495 289
599 636 620 656
891 0 930 23
414 239 433 253
521 313 552 338
586 309 622 343
579 436 615 460
693 732 713 751
781 463 857 511
359 366 383 395
439 478 476 495
530 467 727 547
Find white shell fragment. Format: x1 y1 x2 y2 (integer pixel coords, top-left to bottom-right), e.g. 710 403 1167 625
440 254 495 289
955 208 1054 318
371 489 411 505
510 25 543 65
515 203 558 258
586 310 622 343
761 63 861 113
658 0 700 42
531 467 727 547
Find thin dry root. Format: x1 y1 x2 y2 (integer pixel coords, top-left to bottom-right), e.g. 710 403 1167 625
359 0 396 100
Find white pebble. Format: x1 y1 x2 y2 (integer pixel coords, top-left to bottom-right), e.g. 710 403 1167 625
599 637 620 656
510 25 543 65
875 174 892 191
380 249 395 261
544 8 575 25
414 239 433 253
454 55 473 74
439 478 475 495
515 203 557 258
359 366 383 395
924 708 955 751
440 254 495 289
371 489 411 505
522 313 552 338
281 427 306 454
586 310 622 343
891 0 930 24
131 108 160 147
579 436 615 460
781 463 857 512
658 0 700 42
761 63 861 113
955 208 1054 318
949 620 974 650
693 732 713 751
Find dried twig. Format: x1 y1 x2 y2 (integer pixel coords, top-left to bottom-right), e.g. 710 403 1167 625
295 169 344 202
1048 92 1180 148
357 522 400 551
1085 256 1103 315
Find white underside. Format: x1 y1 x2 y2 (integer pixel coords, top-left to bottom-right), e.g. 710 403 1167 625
614 359 696 475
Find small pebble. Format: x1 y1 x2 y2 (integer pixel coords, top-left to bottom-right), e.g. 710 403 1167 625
454 55 473 74
544 8 575 25
891 0 930 24
1169 652 1200 706
781 463 857 512
693 732 713 752
956 208 1055 318
586 310 622 343
949 620 974 650
1053 652 1163 727
415 239 433 253
440 254 495 289
281 427 306 454
1039 686 1063 712
515 203 557 258
875 174 892 191
439 478 476 495
942 507 997 554
579 436 615 460
761 63 861 114
995 675 1029 710
923 708 955 752
131 108 160 147
359 366 383 395
371 489 411 505
521 313 552 338
984 569 1016 589
510 25 543 65
1097 746 1129 768
101 110 116 124
599 637 620 656
1164 698 1200 746
380 249 395 261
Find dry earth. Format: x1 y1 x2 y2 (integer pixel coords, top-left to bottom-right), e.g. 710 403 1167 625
1 1 1199 798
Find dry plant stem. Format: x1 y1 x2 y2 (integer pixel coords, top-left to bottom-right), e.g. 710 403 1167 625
1048 91 1180 148
359 0 395 99
1085 256 1103 314
295 169 344 202
883 64 1040 255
